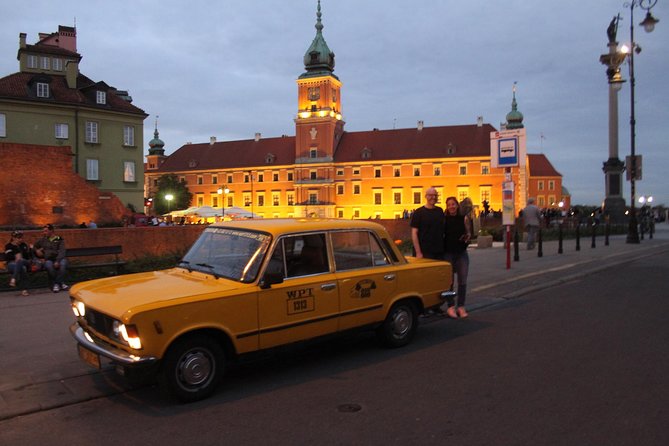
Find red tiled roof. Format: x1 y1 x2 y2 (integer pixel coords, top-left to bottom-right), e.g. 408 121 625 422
528 153 562 177
18 44 81 59
0 72 146 115
157 136 297 172
335 124 497 162
160 123 498 171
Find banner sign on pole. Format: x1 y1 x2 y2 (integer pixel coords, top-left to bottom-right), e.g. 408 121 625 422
490 128 527 168
502 181 515 226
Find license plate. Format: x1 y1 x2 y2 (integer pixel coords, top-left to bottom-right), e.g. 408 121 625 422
78 344 101 369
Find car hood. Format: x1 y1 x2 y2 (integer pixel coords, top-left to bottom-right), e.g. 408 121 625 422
70 268 247 319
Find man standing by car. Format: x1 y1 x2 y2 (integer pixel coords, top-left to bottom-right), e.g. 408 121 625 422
33 224 68 292
410 187 445 260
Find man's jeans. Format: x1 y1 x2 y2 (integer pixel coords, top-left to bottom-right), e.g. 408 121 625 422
43 258 68 285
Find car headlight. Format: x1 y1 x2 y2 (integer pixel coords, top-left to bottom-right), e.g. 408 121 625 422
71 300 85 317
112 321 142 350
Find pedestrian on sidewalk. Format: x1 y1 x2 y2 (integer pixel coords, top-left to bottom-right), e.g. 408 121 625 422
410 187 445 260
443 196 472 319
33 224 69 293
4 231 32 296
522 197 542 250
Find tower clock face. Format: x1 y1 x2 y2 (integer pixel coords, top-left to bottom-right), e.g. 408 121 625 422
308 87 320 101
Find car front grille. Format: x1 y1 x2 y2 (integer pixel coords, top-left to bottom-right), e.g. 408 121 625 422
84 309 115 338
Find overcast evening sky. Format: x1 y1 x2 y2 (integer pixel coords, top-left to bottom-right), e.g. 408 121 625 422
2 0 668 206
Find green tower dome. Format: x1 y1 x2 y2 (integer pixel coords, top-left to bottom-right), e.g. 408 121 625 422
148 126 165 156
300 0 337 79
506 86 524 130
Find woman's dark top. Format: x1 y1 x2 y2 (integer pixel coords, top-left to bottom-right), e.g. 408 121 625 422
444 213 468 254
4 241 31 262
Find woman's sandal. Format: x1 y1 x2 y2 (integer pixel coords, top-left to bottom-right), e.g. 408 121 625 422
457 307 469 319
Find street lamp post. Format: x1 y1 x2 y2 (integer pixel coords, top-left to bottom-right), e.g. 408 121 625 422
165 193 174 212
620 0 660 244
217 186 229 220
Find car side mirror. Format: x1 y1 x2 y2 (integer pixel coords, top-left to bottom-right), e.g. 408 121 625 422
259 271 284 289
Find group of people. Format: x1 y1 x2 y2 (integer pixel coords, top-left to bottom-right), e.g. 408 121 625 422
4 224 68 295
410 187 472 319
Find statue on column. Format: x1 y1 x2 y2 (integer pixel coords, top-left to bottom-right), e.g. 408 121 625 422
607 14 620 43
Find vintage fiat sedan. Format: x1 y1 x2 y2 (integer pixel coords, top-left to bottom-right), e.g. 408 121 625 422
70 219 453 402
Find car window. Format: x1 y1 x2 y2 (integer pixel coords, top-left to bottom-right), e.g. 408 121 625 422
283 233 329 278
332 230 390 271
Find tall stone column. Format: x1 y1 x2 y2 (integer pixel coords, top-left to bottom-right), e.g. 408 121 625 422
600 41 627 223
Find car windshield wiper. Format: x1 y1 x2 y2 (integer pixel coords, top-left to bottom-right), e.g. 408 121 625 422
195 262 221 279
178 260 192 272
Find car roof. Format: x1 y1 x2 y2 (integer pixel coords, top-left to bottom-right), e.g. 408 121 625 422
209 218 390 237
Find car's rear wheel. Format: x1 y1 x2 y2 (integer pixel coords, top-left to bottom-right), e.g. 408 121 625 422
377 300 418 348
160 334 224 403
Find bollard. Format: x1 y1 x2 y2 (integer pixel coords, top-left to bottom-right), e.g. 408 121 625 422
513 226 520 262
558 224 563 254
605 222 610 246
575 225 581 251
650 221 654 239
537 228 543 257
591 224 596 248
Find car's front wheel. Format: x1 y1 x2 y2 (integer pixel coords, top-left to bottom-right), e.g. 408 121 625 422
160 334 224 403
377 300 418 348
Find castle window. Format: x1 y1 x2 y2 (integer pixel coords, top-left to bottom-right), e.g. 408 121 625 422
40 57 50 70
55 123 69 139
361 148 372 159
481 163 490 175
85 121 98 143
265 153 276 164
288 172 294 181
0 113 5 137
413 166 421 177
310 148 318 158
52 58 63 71
86 159 99 181
374 168 381 178
394 167 400 177
459 163 467 175
37 82 49 98
123 161 136 182
96 91 106 104
27 55 38 68
123 125 135 146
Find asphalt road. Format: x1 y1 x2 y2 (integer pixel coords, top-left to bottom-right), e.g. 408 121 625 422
1 247 667 445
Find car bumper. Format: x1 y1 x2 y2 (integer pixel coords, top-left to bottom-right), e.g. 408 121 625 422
70 323 158 366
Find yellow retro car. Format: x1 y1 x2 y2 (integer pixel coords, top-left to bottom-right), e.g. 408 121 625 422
70 219 454 402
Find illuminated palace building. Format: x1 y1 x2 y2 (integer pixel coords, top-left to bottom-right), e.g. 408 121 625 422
145 3 568 219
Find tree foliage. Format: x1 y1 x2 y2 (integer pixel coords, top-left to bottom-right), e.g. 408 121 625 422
152 174 193 215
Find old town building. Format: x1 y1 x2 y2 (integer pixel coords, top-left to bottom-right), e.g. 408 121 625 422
0 25 148 213
145 2 568 219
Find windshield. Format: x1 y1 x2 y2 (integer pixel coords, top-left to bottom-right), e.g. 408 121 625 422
179 227 271 283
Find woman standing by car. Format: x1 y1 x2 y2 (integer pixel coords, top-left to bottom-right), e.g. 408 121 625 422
4 231 31 296
443 197 472 318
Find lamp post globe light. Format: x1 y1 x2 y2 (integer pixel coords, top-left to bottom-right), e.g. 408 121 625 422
165 193 174 212
620 0 659 243
217 186 229 220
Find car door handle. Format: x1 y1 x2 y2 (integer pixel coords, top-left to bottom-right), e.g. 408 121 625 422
384 274 396 281
321 283 337 291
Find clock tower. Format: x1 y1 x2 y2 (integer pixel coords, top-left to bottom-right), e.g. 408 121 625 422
294 0 344 217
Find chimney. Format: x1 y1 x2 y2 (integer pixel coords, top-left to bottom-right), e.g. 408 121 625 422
417 120 424 131
65 60 78 89
254 132 261 141
477 116 483 127
19 33 27 48
210 136 216 145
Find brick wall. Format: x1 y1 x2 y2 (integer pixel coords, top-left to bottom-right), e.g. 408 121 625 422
0 143 130 227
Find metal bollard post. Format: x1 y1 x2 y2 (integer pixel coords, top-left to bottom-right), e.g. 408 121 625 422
575 224 580 251
558 224 563 254
513 226 520 262
591 224 596 248
605 222 610 246
537 228 543 257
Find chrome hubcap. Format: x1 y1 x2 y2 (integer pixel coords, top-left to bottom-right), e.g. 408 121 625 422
178 350 212 388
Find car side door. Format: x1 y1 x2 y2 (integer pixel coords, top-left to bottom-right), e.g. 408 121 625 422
257 232 339 349
332 230 397 331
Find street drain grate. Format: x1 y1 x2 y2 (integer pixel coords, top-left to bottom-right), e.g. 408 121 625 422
337 403 362 413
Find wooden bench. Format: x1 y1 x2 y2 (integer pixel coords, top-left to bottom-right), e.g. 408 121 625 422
1 245 126 289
